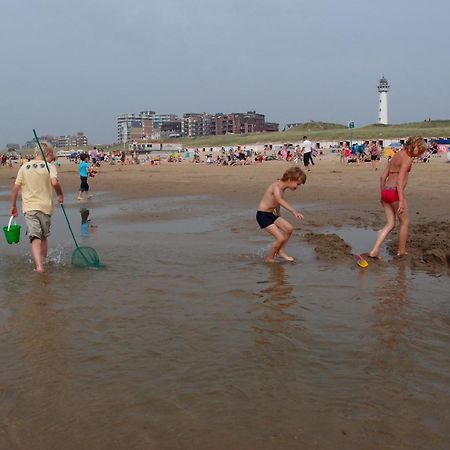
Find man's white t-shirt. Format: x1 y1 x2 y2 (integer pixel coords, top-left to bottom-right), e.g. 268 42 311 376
302 139 312 154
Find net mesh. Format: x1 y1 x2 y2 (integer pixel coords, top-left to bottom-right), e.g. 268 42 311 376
71 246 101 268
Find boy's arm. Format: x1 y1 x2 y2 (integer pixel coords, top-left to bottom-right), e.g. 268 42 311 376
51 178 64 204
273 186 304 220
10 183 20 217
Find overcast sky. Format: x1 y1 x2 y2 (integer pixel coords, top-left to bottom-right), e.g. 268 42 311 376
1 0 449 146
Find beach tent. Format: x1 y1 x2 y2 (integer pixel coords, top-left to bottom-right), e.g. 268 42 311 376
382 147 396 158
382 143 401 158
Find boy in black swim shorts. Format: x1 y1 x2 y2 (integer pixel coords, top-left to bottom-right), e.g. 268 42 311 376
256 166 306 263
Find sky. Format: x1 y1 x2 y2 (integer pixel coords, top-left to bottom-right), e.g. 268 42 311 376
1 0 449 146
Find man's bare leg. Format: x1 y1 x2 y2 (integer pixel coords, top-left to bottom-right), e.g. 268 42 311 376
31 238 44 272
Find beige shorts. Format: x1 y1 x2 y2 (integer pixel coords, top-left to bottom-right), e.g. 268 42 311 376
24 210 51 241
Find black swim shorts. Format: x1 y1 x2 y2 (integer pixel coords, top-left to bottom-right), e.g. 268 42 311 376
256 210 279 229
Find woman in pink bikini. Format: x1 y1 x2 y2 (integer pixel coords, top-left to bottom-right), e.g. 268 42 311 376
369 136 427 258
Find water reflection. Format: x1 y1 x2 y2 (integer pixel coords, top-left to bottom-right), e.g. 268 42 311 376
0 276 70 447
254 264 301 341
80 206 98 239
372 262 409 352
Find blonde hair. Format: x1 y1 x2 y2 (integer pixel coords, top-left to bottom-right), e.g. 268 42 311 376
280 166 307 184
34 141 55 159
404 136 427 156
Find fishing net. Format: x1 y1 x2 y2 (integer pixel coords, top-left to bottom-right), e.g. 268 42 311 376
71 246 102 268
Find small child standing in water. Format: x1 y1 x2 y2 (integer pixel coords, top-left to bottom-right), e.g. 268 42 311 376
78 153 93 201
256 166 306 263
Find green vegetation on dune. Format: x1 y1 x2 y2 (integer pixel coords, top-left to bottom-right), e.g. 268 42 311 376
174 120 450 147
5 120 450 153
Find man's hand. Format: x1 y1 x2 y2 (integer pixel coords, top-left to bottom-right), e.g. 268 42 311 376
57 195 64 204
10 205 17 217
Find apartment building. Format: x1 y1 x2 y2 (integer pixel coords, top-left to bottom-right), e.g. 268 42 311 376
118 110 278 141
24 132 88 148
117 111 182 143
210 111 266 135
117 113 154 144
181 113 212 137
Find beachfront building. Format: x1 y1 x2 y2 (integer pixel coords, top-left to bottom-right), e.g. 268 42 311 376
378 75 390 125
181 113 212 137
24 132 88 148
119 110 277 141
117 112 154 144
210 111 266 135
265 122 279 132
117 111 182 143
57 132 88 148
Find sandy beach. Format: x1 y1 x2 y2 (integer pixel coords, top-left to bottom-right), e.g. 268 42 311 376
0 152 449 450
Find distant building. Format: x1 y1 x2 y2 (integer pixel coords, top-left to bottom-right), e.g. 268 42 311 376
119 109 277 140
56 132 88 148
117 113 153 144
264 122 279 132
181 113 212 137
117 111 182 143
24 133 87 148
210 111 266 135
6 143 20 150
284 123 302 131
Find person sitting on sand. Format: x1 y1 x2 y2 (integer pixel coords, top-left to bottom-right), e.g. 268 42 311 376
369 136 427 258
256 166 306 263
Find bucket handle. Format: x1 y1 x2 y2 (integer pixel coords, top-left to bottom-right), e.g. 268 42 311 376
7 216 16 231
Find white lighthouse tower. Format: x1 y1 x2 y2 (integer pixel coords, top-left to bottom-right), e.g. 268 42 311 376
377 75 389 124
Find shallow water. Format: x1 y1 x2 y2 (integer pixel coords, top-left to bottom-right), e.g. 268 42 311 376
0 193 449 449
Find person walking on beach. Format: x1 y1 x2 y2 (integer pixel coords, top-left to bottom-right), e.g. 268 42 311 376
369 136 427 258
9 142 64 272
302 136 314 171
256 166 306 263
370 142 380 170
78 153 92 201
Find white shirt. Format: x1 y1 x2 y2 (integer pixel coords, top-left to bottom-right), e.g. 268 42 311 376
302 139 312 154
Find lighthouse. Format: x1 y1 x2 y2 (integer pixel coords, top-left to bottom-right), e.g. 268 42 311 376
377 75 389 124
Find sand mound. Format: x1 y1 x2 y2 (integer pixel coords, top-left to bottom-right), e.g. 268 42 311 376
303 232 353 264
387 221 450 271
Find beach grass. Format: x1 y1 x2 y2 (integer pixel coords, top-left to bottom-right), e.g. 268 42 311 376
177 120 450 147
5 120 450 154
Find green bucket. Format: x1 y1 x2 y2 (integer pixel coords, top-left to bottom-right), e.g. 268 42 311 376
3 216 21 244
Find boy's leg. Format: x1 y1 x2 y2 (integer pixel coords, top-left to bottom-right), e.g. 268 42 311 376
31 238 44 272
274 217 295 261
264 223 285 263
369 203 396 257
